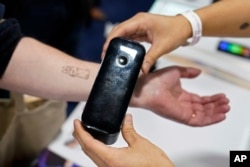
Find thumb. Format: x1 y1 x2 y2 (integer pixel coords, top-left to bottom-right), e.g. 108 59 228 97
178 66 201 78
121 114 141 146
142 44 166 73
142 51 158 74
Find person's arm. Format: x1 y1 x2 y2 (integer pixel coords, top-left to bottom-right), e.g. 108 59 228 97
73 114 175 167
0 37 99 101
102 0 250 73
196 0 250 37
0 9 229 126
1 35 231 127
0 37 230 126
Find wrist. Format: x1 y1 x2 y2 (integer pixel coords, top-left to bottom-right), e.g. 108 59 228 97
179 11 202 46
175 14 193 45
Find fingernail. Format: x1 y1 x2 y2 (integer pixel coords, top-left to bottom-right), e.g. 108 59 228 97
125 114 133 125
143 61 151 74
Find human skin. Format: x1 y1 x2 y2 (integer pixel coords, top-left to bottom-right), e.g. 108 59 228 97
0 37 229 127
73 114 175 167
102 0 250 73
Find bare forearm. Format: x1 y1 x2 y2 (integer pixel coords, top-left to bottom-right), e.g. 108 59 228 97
0 37 99 101
196 0 250 37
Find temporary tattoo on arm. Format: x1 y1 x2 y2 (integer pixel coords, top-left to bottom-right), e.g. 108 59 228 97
62 66 90 79
240 22 249 30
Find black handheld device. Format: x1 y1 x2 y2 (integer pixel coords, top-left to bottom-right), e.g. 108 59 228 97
81 37 145 145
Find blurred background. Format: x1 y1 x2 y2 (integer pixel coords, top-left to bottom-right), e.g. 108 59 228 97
0 0 154 115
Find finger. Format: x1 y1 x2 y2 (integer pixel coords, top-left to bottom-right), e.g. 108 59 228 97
102 12 153 60
189 111 226 126
214 104 230 114
107 12 146 39
121 114 141 146
190 101 229 126
188 108 225 126
101 20 147 59
177 66 201 78
201 94 230 106
102 19 143 59
142 45 163 73
73 119 108 154
192 97 228 116
101 25 124 59
211 94 230 105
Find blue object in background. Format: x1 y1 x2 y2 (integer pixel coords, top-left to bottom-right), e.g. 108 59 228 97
75 0 154 63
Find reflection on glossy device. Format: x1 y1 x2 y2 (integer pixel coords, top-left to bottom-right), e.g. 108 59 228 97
81 37 145 145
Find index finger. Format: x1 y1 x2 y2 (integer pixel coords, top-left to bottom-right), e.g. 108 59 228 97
101 17 144 59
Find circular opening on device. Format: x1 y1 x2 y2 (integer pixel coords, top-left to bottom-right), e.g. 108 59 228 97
117 55 128 66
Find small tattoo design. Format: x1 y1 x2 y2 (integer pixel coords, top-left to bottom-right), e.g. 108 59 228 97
240 22 249 30
62 66 90 79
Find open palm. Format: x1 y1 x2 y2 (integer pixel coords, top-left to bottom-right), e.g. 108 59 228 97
132 66 230 126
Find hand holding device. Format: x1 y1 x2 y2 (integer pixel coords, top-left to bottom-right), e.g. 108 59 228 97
81 37 145 145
